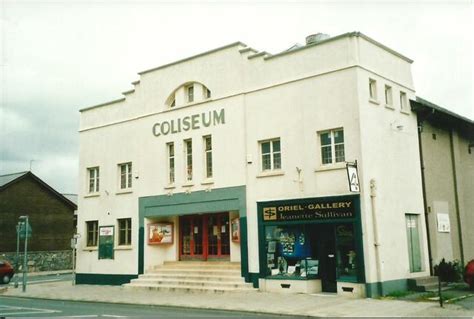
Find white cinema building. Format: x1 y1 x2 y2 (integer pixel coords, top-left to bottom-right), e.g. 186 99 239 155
76 32 430 297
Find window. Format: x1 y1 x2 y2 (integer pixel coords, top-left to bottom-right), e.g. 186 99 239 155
400 91 408 112
119 162 132 189
205 88 211 99
171 99 176 107
87 167 99 193
320 129 345 165
369 79 377 100
118 218 132 246
261 139 281 171
86 221 98 247
204 135 213 178
384 85 392 106
406 214 422 272
167 142 175 184
184 139 193 181
187 85 194 103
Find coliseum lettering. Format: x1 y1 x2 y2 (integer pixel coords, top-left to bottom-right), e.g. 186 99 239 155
152 108 226 137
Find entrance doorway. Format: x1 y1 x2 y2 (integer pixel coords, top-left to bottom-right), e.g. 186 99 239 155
179 213 230 261
319 226 337 293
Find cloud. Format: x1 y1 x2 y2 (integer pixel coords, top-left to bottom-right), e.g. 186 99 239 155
1 0 472 195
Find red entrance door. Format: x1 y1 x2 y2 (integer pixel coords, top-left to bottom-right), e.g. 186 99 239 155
179 213 230 260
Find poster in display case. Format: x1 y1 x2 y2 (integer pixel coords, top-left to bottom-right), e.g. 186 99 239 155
148 223 173 244
231 218 240 242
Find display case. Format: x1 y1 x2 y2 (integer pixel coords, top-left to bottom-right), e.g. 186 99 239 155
264 225 319 279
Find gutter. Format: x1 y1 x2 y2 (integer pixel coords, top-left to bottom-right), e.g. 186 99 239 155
416 112 434 274
449 129 465 266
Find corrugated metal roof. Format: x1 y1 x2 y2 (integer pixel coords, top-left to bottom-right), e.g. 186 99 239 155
0 171 28 188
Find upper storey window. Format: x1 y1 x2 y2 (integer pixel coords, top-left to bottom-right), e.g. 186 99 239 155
165 82 212 108
187 85 194 103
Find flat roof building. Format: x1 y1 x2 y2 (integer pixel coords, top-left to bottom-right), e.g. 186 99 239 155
77 32 429 297
412 97 474 271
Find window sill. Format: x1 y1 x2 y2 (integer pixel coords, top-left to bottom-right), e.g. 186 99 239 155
315 162 346 172
164 184 176 190
114 245 133 250
116 189 133 195
256 170 285 178
201 179 214 185
83 247 98 251
400 110 410 115
182 182 194 187
369 98 380 105
384 104 395 110
84 193 100 198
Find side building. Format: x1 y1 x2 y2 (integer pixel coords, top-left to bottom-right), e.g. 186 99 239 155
411 97 474 270
0 171 77 271
77 32 429 297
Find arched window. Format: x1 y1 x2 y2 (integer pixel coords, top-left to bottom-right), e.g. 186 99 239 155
165 82 211 108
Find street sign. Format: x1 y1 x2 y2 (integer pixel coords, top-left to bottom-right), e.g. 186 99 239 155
17 221 32 239
346 161 360 193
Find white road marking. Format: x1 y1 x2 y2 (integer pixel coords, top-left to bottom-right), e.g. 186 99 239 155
0 310 60 315
102 315 126 318
0 305 60 316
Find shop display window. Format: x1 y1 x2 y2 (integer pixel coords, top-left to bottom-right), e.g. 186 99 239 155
264 225 318 279
335 224 357 280
264 223 358 282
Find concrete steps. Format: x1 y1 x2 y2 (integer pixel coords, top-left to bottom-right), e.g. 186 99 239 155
124 261 256 293
407 276 447 292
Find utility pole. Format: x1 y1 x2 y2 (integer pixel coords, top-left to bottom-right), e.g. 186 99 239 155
18 215 30 292
14 223 20 288
71 233 80 285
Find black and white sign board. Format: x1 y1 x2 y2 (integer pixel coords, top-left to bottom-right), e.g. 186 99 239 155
346 161 360 192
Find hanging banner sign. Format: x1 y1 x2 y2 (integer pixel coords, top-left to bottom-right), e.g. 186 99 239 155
346 161 360 192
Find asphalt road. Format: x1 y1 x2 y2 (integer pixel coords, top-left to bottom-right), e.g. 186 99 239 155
0 296 305 318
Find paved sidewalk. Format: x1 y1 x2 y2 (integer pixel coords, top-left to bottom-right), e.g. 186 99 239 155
1 281 473 317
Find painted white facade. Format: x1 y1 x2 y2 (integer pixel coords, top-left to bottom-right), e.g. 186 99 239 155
77 32 429 296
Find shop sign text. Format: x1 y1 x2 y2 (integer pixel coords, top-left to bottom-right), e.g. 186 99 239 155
262 199 355 222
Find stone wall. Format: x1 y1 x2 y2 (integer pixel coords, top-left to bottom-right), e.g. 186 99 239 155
1 250 72 272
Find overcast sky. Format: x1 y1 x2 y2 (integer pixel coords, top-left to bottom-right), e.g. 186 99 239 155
1 0 472 194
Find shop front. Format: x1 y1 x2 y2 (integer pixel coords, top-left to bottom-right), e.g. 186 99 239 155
257 194 365 295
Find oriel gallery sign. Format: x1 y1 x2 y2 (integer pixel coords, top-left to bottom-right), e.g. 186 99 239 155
152 108 225 136
261 196 358 222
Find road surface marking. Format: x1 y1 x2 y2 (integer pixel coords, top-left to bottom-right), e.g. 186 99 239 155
0 305 60 316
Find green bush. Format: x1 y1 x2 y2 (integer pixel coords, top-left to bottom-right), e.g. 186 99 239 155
434 258 464 283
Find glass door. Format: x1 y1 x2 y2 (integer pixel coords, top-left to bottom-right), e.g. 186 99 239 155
180 213 230 261
180 215 204 260
207 213 230 260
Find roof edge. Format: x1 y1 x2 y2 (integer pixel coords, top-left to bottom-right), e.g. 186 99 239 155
138 41 247 75
413 96 474 124
79 97 126 113
0 171 77 209
265 32 413 63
